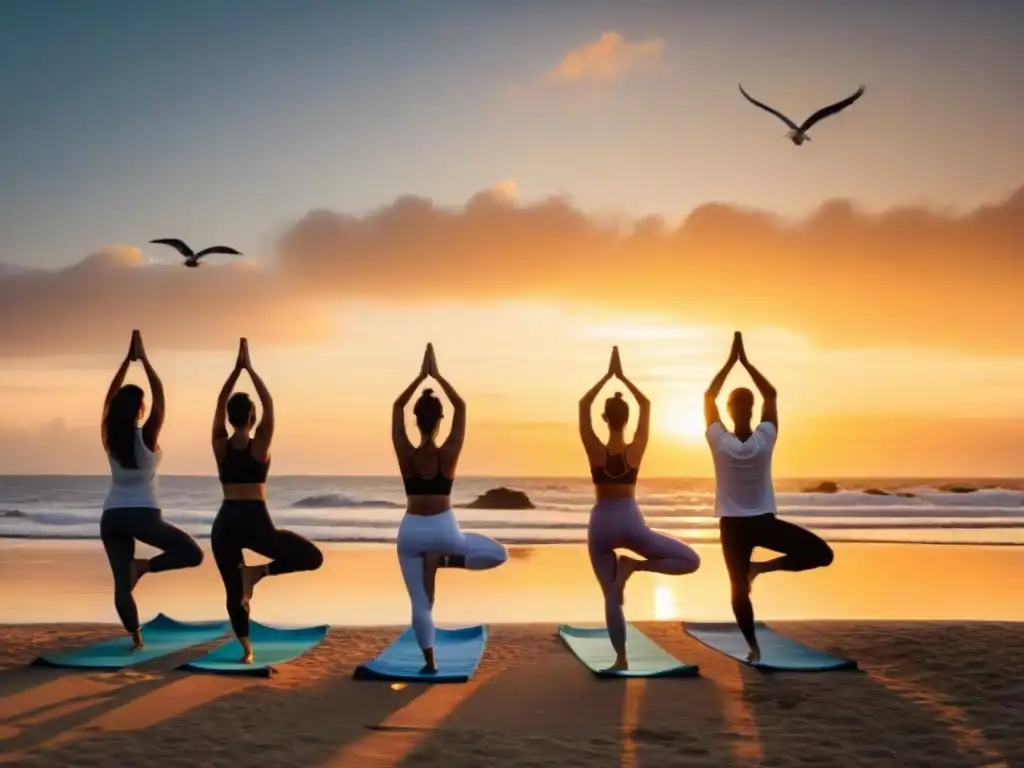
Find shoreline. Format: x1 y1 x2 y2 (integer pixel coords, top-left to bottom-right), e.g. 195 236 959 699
3 541 1024 628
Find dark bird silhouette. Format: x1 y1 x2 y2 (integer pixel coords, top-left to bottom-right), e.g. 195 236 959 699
149 238 243 267
738 83 865 145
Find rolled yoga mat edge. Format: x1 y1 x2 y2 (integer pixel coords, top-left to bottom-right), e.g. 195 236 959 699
32 613 231 671
177 621 330 677
558 624 700 678
353 625 488 683
684 621 858 672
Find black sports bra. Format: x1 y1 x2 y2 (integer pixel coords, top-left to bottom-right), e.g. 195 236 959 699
218 442 270 484
591 450 639 486
403 449 455 496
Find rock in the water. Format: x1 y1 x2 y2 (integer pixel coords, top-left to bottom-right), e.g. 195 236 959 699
863 488 890 496
0 509 26 518
937 483 978 494
461 487 535 510
804 481 839 494
896 492 917 498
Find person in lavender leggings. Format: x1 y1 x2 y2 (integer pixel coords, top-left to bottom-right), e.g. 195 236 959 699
578 346 702 672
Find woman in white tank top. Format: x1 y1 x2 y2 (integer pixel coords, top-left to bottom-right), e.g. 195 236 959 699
100 331 203 650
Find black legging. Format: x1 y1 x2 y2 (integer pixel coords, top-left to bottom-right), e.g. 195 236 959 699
211 499 324 638
720 513 834 649
101 507 204 633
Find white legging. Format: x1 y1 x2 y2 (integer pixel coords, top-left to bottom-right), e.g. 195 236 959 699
396 510 508 650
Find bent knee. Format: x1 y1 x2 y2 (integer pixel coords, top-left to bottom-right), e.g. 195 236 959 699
816 543 834 567
685 549 702 573
307 544 325 571
185 544 205 568
490 543 509 566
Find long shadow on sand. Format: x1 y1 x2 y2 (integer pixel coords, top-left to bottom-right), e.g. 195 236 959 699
837 621 1022 767
342 624 633 768
737 621 1013 768
0 627 441 767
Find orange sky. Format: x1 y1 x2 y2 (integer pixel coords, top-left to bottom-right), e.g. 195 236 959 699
3 300 1024 477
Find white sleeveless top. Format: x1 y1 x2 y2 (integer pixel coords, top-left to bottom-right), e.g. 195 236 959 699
103 429 162 510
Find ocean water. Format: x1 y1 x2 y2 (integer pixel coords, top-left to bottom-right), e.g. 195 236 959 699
2 475 1024 546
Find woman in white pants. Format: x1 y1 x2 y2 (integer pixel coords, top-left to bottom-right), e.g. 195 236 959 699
392 343 508 673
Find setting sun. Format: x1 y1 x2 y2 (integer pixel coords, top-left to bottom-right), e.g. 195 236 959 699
659 400 707 441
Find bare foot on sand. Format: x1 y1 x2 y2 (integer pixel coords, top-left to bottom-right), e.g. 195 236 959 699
238 637 254 664
423 553 441 608
611 555 639 605
129 559 150 591
604 653 629 673
240 564 267 607
131 629 144 651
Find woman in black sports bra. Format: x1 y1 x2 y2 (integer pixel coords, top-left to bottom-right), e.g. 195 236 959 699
391 343 507 673
209 338 323 663
578 347 701 671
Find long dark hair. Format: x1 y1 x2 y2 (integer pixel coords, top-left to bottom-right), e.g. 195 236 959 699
414 388 443 434
105 385 143 469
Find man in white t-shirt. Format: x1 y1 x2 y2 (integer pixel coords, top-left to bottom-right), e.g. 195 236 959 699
705 332 834 664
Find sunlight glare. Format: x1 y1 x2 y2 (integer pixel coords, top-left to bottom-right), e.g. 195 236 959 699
653 584 676 620
660 399 707 441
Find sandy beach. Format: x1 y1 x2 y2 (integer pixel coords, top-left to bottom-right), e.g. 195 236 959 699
0 619 1021 767
0 542 1022 766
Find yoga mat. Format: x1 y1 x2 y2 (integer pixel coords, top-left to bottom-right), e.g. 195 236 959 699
685 621 857 672
353 626 487 683
558 624 699 678
178 621 329 677
33 614 229 671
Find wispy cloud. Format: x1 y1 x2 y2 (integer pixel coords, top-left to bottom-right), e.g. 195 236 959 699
546 32 665 84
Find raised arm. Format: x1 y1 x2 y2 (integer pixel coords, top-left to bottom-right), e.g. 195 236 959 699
101 333 136 449
393 346 430 455
429 347 466 455
705 332 741 427
135 333 165 452
579 353 614 453
609 347 651 458
738 343 778 428
246 359 275 458
212 342 245 449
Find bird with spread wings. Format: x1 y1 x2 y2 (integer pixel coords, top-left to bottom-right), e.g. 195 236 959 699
738 84 865 145
149 238 243 267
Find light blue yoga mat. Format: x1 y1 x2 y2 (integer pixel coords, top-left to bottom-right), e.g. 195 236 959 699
558 624 699 678
178 620 329 677
353 626 487 683
685 621 857 672
33 614 229 671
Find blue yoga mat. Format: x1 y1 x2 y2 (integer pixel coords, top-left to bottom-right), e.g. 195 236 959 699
33 614 229 671
558 624 699 678
685 621 857 672
178 621 329 677
353 626 488 683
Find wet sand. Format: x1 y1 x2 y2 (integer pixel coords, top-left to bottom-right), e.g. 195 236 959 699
3 540 1024 627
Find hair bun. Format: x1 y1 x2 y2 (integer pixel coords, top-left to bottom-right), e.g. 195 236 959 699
422 388 435 396
614 391 623 399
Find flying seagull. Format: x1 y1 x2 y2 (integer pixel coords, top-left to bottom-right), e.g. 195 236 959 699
149 238 243 267
738 83 865 145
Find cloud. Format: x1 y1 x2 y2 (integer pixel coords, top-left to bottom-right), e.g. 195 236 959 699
489 179 518 201
6 185 1024 358
0 245 332 357
276 184 1024 354
547 32 665 84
